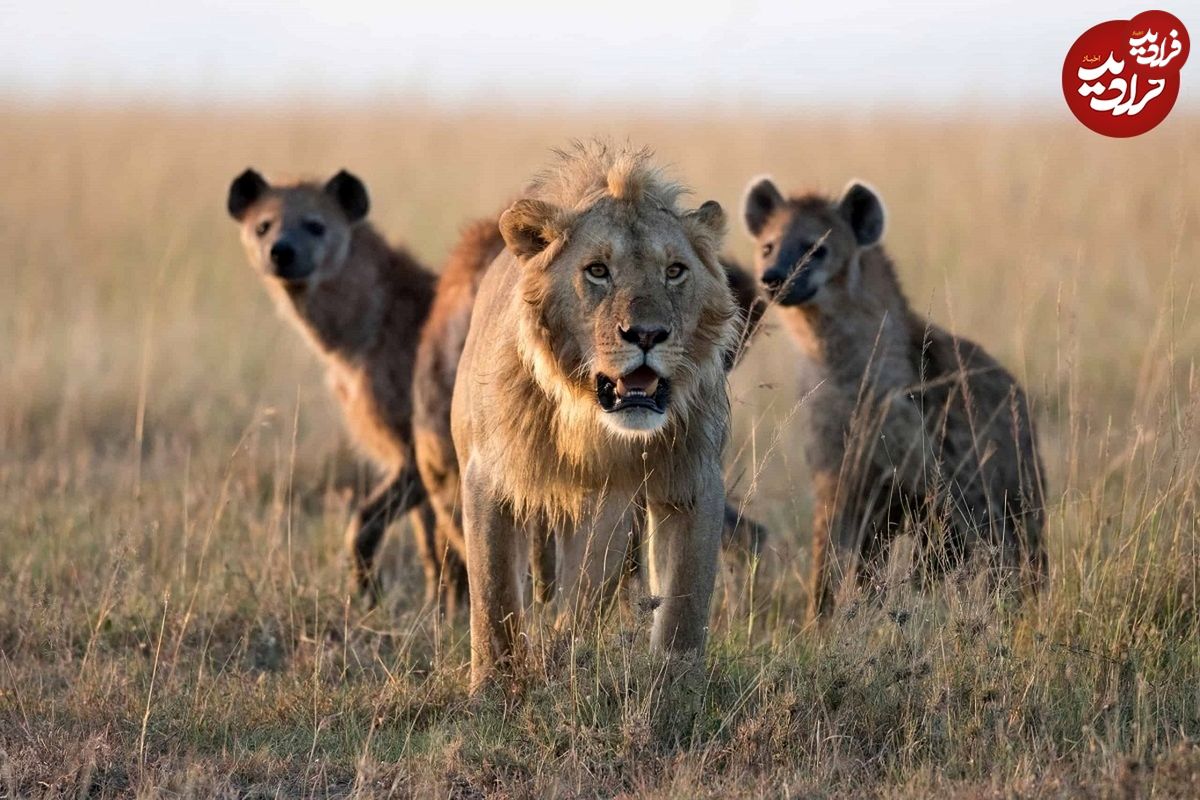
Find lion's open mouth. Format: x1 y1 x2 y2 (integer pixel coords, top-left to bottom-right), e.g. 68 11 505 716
596 366 670 414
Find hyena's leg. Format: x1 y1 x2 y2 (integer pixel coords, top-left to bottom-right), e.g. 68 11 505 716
345 463 427 603
415 425 470 612
461 459 527 691
646 472 724 655
427 479 468 618
962 485 1044 604
809 469 849 624
855 528 888 603
721 501 768 560
849 510 897 609
1006 494 1048 599
528 521 557 608
436 531 469 618
408 501 441 606
912 480 977 593
407 499 468 615
553 498 634 629
854 486 907 604
812 468 898 623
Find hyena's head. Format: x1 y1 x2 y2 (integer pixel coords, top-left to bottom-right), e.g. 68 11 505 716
226 169 369 286
742 177 886 307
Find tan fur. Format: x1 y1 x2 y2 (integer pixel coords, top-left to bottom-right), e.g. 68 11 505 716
743 178 1047 622
452 142 736 688
412 217 507 610
227 169 446 606
413 236 769 595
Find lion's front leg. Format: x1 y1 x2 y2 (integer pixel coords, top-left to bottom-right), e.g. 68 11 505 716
461 458 527 691
646 473 724 655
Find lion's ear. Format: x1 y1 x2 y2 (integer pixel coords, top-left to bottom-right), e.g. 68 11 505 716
688 200 726 236
499 198 571 260
742 176 784 237
682 200 726 255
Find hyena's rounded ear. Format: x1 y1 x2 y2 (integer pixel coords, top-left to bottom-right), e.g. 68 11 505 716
499 198 573 260
837 181 886 247
324 170 370 224
227 168 268 221
742 176 785 238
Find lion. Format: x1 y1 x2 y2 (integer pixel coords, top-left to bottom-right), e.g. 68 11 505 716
226 168 447 606
742 176 1047 622
413 220 769 614
451 142 738 688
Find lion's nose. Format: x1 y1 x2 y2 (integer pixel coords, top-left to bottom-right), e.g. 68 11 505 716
619 324 670 352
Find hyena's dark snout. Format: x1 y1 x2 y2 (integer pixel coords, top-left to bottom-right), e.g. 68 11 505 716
761 264 817 306
761 268 786 292
270 240 295 268
269 240 314 281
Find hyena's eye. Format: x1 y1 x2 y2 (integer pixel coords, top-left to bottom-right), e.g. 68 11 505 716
302 219 326 237
760 242 774 257
255 220 272 237
665 262 687 282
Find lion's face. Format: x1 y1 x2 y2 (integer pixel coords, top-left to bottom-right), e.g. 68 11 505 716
501 195 732 439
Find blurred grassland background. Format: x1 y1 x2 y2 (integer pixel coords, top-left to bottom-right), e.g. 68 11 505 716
1 106 1199 797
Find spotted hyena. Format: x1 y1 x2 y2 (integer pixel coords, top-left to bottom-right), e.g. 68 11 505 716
226 168 453 606
742 176 1046 621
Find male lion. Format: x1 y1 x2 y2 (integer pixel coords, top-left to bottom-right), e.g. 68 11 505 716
414 220 769 614
452 142 737 688
742 176 1047 622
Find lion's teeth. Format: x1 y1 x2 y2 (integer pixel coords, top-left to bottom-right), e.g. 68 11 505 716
615 373 659 399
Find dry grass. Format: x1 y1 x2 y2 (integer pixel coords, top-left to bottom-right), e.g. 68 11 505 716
1 104 1198 798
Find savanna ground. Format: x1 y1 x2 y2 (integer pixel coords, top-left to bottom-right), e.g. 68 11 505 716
1 105 1198 798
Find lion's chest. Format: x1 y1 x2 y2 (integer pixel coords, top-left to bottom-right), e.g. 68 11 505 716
492 418 702 521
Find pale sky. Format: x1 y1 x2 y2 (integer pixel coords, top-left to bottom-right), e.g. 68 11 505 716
2 0 1195 109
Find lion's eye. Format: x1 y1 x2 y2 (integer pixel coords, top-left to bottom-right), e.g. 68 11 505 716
761 242 774 257
665 262 687 281
584 262 610 281
302 219 326 237
255 220 272 237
